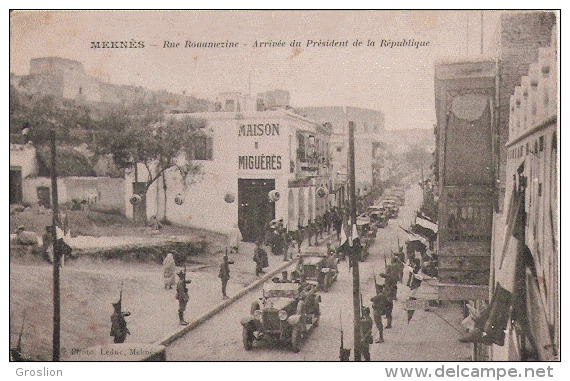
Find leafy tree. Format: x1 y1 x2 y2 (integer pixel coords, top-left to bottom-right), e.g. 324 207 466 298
97 105 205 222
9 85 97 145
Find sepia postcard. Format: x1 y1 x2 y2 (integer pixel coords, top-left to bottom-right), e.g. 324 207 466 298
8 8 560 376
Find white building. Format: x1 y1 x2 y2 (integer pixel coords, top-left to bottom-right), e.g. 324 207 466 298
295 106 385 202
126 109 332 241
9 143 38 204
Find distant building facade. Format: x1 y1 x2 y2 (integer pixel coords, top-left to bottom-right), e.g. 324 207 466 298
295 106 385 204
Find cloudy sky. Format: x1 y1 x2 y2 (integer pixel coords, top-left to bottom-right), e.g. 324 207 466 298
10 10 504 130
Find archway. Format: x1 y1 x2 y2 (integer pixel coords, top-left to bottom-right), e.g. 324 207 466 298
288 189 296 231
308 187 314 223
298 188 305 227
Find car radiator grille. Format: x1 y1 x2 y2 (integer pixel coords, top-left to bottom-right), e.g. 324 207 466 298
263 310 281 331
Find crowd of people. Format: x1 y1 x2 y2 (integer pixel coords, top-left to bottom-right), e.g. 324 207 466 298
255 206 349 264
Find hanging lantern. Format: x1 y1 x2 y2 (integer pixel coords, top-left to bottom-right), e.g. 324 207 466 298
268 190 280 202
316 186 329 198
175 193 184 205
224 192 235 203
129 194 142 205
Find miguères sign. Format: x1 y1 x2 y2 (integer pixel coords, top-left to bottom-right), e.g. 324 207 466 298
238 123 283 170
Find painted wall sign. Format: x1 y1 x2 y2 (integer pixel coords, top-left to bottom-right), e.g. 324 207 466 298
238 155 282 170
238 123 280 137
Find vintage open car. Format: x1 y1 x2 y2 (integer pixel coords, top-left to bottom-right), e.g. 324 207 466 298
298 248 339 292
357 214 378 241
241 282 321 352
368 205 388 229
381 198 400 219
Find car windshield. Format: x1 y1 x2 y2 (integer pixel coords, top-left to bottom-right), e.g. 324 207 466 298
263 283 299 299
264 289 298 299
303 264 319 278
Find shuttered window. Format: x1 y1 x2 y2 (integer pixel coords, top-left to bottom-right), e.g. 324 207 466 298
192 134 213 160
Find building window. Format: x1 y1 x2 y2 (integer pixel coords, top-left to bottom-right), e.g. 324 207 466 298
225 99 235 112
192 134 213 160
363 122 368 133
297 133 306 160
539 136 544 152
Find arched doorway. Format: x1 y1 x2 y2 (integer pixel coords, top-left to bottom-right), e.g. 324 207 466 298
298 188 305 228
288 189 296 231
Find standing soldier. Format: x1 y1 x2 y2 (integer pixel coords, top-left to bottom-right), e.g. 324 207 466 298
271 228 284 258
219 252 234 300
253 239 266 277
264 221 272 247
279 229 288 262
270 225 280 255
334 212 343 242
380 262 398 329
393 252 405 282
312 219 319 246
359 306 373 361
294 227 305 253
285 230 294 261
176 269 191 325
315 215 323 240
370 284 388 343
306 220 314 246
324 209 331 235
110 287 131 343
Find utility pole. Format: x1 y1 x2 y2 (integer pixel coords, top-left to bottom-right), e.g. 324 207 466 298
349 121 361 360
50 129 60 361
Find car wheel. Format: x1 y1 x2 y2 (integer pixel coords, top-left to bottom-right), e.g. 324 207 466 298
242 326 253 350
291 325 302 353
250 301 260 315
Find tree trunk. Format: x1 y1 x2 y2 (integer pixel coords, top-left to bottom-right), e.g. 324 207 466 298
162 173 168 222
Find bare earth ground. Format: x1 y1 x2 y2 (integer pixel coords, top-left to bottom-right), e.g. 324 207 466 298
9 205 232 361
9 204 216 239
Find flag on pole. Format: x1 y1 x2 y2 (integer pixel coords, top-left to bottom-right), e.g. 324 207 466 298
63 212 70 239
351 223 359 247
340 220 349 248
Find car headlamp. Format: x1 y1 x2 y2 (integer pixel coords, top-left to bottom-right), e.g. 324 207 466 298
254 310 263 320
278 310 288 321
